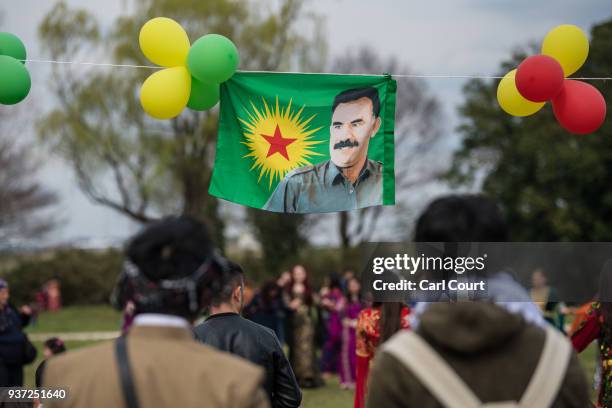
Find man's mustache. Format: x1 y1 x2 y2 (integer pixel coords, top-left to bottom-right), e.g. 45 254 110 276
333 139 359 150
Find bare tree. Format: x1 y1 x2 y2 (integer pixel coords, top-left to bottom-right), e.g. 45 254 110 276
0 110 57 244
36 0 325 246
323 48 445 257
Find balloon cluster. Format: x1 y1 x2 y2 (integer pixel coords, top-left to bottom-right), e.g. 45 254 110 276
0 32 31 105
139 17 239 120
497 25 606 135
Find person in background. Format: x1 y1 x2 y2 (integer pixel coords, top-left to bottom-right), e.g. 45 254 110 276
531 268 567 333
0 278 34 387
340 269 355 293
320 273 345 379
35 337 67 387
354 301 410 408
572 262 612 408
34 338 67 408
35 279 62 313
244 280 288 343
243 279 255 309
339 276 362 390
285 265 322 388
277 271 292 346
194 262 301 408
45 279 62 312
43 216 270 408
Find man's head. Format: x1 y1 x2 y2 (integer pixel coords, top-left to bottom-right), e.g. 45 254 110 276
0 279 8 308
210 261 245 313
414 195 508 242
330 87 381 169
112 215 221 320
531 268 548 289
414 195 508 281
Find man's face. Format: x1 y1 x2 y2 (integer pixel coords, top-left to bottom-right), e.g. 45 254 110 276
532 270 547 288
0 288 8 307
330 97 381 169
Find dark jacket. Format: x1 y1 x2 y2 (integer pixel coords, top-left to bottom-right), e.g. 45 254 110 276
366 302 589 408
0 304 31 386
194 313 301 408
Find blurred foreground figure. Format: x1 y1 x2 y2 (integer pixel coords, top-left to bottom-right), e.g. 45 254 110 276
43 216 269 408
366 195 589 408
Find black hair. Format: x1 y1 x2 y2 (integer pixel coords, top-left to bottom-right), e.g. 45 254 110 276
414 195 508 242
44 337 66 355
328 273 342 290
126 215 214 282
332 87 380 117
210 261 244 308
119 215 218 318
35 360 46 388
378 302 404 347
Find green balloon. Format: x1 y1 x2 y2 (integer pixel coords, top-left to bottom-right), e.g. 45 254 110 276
187 34 239 84
188 77 220 111
0 55 31 105
0 32 26 63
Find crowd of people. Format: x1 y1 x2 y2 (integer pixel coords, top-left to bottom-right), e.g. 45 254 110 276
0 194 610 407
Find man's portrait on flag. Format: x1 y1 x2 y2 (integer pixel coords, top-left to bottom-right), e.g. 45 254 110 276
209 72 396 214
264 87 383 213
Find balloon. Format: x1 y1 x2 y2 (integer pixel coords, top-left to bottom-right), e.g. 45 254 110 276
0 55 31 105
140 67 191 120
0 32 26 62
497 70 545 117
139 17 190 67
552 80 606 135
542 25 589 76
515 55 564 102
187 34 239 84
187 77 220 111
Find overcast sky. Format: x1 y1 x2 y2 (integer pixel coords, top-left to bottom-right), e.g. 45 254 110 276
1 0 611 246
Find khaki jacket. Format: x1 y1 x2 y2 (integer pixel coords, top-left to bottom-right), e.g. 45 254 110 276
44 325 270 408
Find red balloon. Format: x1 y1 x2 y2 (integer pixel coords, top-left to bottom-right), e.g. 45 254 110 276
552 80 607 135
516 55 564 102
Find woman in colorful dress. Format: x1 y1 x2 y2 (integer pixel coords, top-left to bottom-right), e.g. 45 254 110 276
339 277 362 390
571 266 612 408
320 274 345 378
354 301 410 408
286 264 322 388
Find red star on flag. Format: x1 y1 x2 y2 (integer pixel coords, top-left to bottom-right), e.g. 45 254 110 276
261 125 297 160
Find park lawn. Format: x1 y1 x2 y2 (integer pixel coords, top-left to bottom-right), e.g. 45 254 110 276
25 305 122 334
20 305 600 406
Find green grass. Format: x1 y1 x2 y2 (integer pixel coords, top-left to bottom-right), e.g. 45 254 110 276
19 305 601 407
302 376 353 408
25 305 122 334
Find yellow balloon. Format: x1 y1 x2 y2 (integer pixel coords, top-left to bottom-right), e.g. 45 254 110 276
542 25 589 76
140 67 191 120
139 17 190 67
497 70 545 117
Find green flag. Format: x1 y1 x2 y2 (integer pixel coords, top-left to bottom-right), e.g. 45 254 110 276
209 72 396 213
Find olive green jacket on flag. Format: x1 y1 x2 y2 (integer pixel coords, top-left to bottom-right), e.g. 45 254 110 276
209 72 396 213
